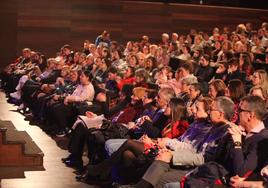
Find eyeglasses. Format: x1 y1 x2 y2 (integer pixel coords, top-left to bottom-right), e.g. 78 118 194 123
238 107 252 113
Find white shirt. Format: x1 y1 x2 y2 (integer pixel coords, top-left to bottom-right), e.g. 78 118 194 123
246 121 265 139
72 82 95 102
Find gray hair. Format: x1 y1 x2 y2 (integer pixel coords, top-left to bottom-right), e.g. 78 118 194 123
159 87 176 103
215 96 234 121
181 76 198 85
241 95 267 120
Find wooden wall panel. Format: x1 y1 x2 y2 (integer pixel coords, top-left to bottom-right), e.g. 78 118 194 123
169 3 268 35
16 0 71 57
0 0 268 69
122 1 171 43
71 0 123 51
0 0 17 69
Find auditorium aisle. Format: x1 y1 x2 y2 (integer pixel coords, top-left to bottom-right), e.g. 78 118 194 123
0 91 94 188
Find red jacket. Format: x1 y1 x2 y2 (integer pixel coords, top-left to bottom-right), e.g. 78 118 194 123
161 120 189 139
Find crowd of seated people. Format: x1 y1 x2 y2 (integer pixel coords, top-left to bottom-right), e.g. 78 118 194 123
1 22 268 187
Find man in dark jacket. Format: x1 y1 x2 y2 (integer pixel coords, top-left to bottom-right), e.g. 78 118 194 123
121 96 234 188
222 95 268 177
132 96 268 188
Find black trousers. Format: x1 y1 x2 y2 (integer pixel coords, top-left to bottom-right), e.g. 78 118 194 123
68 123 88 161
49 102 75 131
68 123 109 163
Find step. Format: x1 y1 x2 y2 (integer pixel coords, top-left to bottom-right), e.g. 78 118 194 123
14 131 44 156
0 167 25 179
0 121 44 169
0 121 44 156
0 120 16 130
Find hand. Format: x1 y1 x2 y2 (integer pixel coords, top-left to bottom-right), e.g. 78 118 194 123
85 111 97 118
140 135 154 146
36 77 41 82
64 96 69 105
128 122 137 129
41 84 48 91
138 115 151 126
229 175 245 187
248 75 253 81
92 64 98 72
228 125 245 143
157 138 170 149
261 166 268 178
96 92 106 102
187 106 193 116
155 149 172 163
57 77 65 86
53 95 60 101
227 67 233 74
85 111 96 118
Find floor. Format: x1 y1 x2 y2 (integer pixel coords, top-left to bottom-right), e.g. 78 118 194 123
0 91 95 188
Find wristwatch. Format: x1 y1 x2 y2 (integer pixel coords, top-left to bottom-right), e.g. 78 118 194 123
233 141 242 148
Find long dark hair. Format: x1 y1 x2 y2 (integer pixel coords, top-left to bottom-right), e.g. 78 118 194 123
169 97 186 123
228 79 246 103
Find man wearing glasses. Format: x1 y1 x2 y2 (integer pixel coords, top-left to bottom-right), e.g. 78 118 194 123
165 95 268 188
121 96 234 188
227 96 268 182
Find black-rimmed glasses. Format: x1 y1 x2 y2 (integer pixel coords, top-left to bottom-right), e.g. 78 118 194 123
238 107 252 113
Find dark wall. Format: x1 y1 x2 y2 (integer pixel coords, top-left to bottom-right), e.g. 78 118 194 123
0 0 17 70
0 0 268 69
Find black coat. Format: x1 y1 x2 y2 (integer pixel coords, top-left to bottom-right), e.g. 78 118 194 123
213 128 268 177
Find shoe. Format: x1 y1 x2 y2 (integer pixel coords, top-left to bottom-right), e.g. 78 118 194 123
10 91 21 100
56 130 67 137
24 107 31 114
74 166 86 175
29 117 40 125
17 103 25 111
24 112 33 118
75 171 88 181
65 127 72 134
76 172 112 186
61 155 72 163
112 182 135 188
43 126 57 135
64 159 83 169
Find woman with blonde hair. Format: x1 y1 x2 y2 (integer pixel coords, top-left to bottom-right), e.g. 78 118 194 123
251 69 268 97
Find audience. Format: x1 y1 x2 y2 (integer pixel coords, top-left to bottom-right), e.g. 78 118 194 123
2 22 268 188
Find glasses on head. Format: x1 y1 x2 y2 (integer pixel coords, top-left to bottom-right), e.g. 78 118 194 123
238 107 251 114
